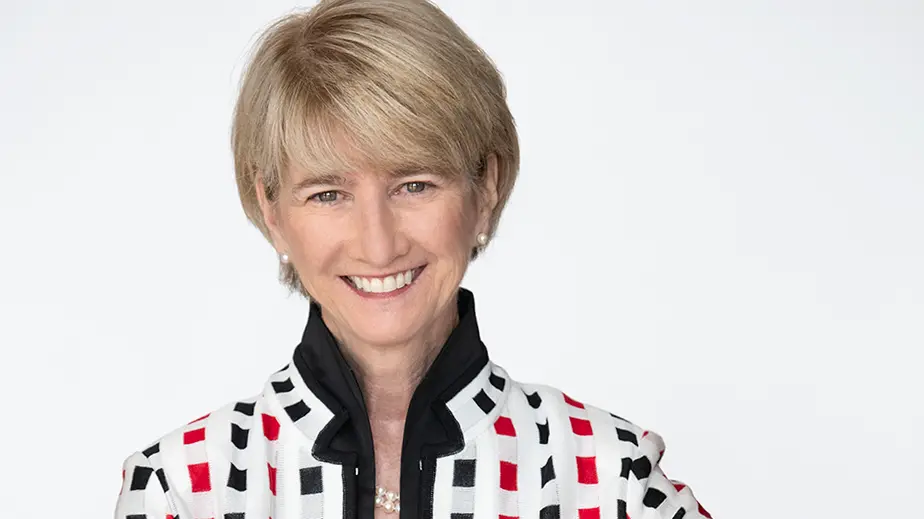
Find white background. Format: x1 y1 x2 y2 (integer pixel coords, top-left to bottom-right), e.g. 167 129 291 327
1 1 922 517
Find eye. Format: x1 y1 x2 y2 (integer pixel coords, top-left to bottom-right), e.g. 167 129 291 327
402 181 431 194
308 190 339 203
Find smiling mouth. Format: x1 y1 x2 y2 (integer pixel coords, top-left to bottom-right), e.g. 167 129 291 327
341 266 426 294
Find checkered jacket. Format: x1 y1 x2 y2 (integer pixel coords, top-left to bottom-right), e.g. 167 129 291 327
115 289 711 519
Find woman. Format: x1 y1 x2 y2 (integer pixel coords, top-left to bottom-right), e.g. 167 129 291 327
115 1 710 518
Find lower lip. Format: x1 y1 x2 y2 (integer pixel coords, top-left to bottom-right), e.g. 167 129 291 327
342 266 426 299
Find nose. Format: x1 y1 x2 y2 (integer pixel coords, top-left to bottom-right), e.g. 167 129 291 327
353 194 408 268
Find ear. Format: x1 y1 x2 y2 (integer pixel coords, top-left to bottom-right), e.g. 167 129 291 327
255 176 290 256
478 153 500 229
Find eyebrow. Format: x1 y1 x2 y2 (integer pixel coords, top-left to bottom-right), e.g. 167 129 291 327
291 173 348 193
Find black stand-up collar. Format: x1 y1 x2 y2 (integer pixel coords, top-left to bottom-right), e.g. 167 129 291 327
290 287 489 519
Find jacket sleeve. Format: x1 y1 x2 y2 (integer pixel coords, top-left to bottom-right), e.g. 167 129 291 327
626 429 713 519
114 451 174 519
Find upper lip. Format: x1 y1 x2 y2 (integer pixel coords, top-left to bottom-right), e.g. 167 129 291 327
343 265 424 278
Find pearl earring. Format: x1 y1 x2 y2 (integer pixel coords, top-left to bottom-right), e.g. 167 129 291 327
280 252 289 264
476 232 489 247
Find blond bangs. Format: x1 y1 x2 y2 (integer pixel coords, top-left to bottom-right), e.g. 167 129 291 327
270 66 481 189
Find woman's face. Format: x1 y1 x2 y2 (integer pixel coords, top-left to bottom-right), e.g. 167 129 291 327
258 154 497 348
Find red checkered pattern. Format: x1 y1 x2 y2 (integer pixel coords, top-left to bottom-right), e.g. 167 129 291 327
263 412 280 511
114 347 712 518
268 462 277 495
262 413 280 441
262 411 281 519
494 415 518 519
181 418 214 519
564 393 600 518
184 427 206 445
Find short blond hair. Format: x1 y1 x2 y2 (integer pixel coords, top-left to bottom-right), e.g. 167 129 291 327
232 0 519 297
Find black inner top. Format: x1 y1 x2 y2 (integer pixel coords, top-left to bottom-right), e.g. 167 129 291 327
291 287 489 519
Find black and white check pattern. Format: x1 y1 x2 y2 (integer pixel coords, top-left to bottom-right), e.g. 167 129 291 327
225 399 256 516
115 360 711 519
268 366 311 424
265 363 336 442
448 443 478 518
445 363 509 440
298 450 325 518
118 451 171 519
121 453 151 514
523 387 562 519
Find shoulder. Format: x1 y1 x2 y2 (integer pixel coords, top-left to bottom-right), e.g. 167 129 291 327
499 376 713 518
117 389 269 505
504 377 657 458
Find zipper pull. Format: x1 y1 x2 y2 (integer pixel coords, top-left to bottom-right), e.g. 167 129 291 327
419 460 423 471
355 466 359 476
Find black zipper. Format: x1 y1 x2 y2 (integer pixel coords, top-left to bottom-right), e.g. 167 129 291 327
419 457 437 519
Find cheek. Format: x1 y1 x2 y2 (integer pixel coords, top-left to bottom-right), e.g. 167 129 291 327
281 211 343 270
406 196 477 260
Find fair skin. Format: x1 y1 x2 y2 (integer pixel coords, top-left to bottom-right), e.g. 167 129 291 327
256 149 499 515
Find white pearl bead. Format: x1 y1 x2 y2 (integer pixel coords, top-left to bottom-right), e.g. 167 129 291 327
374 484 401 513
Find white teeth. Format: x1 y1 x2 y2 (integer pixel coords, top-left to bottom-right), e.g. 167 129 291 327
349 268 419 294
382 276 396 292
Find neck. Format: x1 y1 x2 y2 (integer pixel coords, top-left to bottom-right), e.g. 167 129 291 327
322 302 459 423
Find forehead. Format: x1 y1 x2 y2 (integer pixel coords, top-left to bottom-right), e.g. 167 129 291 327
285 131 428 183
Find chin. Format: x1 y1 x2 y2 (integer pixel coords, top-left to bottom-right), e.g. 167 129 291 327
352 317 423 347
